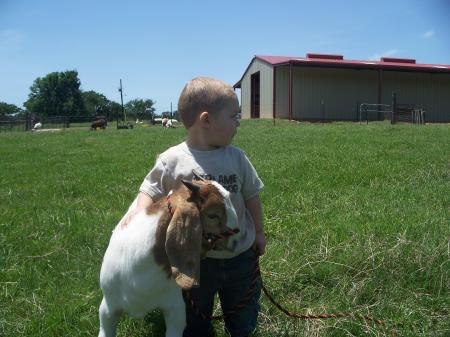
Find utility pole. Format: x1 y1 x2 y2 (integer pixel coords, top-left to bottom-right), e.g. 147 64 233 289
170 102 172 120
118 79 124 128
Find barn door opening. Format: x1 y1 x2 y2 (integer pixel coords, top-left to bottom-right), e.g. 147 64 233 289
251 72 260 118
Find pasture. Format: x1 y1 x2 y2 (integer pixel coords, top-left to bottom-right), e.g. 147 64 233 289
0 120 449 336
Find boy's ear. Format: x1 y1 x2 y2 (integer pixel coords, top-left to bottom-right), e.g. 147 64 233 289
199 111 210 126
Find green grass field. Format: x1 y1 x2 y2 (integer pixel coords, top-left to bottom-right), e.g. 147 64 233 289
1 120 449 336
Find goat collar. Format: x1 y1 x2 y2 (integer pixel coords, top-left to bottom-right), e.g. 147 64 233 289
204 228 240 249
166 190 174 215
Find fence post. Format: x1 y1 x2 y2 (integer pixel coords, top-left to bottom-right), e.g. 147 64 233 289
25 112 29 131
321 99 325 124
356 101 360 123
391 93 397 124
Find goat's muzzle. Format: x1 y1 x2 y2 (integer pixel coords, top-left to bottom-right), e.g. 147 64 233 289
203 228 240 251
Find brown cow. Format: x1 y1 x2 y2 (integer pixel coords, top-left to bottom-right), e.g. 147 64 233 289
91 119 107 130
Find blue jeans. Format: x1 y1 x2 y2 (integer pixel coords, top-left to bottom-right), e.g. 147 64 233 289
182 248 261 337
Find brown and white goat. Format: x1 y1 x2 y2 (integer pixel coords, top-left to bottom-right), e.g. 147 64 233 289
98 179 239 337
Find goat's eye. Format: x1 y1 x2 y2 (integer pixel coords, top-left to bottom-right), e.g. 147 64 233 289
207 214 219 220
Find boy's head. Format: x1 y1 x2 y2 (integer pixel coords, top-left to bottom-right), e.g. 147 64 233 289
178 77 239 129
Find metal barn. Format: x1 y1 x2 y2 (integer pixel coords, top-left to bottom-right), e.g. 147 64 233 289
234 54 450 123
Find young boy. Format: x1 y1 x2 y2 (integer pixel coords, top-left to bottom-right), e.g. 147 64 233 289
123 76 266 337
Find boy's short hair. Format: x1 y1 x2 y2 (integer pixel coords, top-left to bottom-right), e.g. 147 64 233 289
178 77 236 128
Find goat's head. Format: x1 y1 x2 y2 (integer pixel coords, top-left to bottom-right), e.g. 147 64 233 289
164 179 238 289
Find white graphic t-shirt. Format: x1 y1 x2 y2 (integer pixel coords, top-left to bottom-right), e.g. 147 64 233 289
139 141 264 259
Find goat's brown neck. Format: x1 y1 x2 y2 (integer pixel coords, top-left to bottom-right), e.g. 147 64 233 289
148 188 196 278
148 199 173 277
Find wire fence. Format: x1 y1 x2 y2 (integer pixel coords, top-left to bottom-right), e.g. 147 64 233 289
359 103 392 124
359 94 425 125
0 115 109 133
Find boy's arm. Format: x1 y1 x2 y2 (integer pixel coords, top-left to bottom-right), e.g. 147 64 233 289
245 195 266 256
120 192 154 227
136 191 154 208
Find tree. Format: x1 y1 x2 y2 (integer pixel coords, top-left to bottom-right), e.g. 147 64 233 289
0 102 23 116
108 101 123 121
124 99 156 120
24 70 85 117
81 91 125 121
82 91 111 117
161 110 178 120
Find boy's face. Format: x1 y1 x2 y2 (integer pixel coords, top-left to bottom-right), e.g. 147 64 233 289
208 97 240 147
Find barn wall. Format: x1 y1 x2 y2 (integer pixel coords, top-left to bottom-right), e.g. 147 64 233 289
241 59 273 119
275 66 289 118
292 67 378 121
382 71 450 122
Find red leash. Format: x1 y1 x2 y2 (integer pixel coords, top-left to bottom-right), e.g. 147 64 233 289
185 256 398 335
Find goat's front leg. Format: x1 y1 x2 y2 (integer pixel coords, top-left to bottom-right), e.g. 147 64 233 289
98 297 122 337
161 294 186 337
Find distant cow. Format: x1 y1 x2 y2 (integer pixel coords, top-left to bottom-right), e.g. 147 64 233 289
91 119 107 130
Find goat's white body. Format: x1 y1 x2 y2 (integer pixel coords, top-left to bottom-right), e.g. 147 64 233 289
99 209 185 337
99 182 238 337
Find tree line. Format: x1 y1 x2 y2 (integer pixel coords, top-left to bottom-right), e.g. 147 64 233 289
0 70 156 120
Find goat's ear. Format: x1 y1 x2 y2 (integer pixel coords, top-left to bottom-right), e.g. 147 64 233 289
165 204 202 289
182 180 200 194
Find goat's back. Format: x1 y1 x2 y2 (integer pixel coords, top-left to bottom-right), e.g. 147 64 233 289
100 210 178 317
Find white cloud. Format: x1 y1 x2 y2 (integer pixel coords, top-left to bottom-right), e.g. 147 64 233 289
421 30 435 39
368 49 399 61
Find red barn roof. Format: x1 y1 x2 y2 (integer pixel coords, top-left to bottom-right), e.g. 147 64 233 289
234 54 450 88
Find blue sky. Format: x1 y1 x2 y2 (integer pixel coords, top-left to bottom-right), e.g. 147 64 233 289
1 0 449 113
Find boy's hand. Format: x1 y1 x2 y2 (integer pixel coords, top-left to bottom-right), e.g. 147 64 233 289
246 195 265 256
120 193 154 228
120 208 140 228
253 231 266 256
